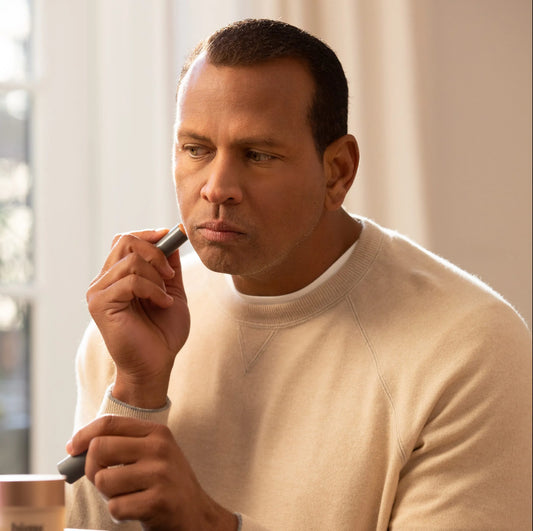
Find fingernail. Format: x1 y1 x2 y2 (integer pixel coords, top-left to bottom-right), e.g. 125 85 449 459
164 263 175 278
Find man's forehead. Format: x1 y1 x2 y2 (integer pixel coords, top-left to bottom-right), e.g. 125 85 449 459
175 54 317 145
177 53 314 103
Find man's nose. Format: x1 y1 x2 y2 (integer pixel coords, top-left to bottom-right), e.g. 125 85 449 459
200 153 243 205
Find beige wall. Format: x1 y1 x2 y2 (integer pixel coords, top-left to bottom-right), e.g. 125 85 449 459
410 0 531 327
302 0 532 327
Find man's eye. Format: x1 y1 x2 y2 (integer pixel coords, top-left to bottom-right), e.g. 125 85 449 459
184 145 209 158
247 150 274 162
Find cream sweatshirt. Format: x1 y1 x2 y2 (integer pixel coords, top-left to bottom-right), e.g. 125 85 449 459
66 217 532 530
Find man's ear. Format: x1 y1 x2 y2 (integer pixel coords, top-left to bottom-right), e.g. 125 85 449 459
323 134 359 211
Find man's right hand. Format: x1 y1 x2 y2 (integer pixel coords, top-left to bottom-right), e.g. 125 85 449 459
86 229 190 409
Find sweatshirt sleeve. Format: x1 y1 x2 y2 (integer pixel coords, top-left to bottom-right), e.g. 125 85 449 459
72 320 116 432
389 304 532 530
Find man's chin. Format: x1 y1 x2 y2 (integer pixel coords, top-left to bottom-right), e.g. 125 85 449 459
196 249 241 276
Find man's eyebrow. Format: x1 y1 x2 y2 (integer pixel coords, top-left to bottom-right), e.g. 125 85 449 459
176 130 211 143
235 136 283 148
177 130 283 149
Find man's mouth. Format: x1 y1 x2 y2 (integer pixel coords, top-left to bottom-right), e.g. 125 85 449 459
196 221 246 243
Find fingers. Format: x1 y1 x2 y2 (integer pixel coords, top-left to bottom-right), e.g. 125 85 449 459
70 415 159 455
97 231 175 284
94 460 151 498
105 488 175 526
88 232 180 313
89 254 174 311
93 455 176 510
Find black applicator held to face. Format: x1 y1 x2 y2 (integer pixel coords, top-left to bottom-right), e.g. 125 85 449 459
153 223 188 257
57 223 188 484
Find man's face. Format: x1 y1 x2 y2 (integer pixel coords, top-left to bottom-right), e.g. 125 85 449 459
174 55 329 294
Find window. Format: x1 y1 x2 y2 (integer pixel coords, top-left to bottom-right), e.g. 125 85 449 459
4 0 180 474
0 0 33 473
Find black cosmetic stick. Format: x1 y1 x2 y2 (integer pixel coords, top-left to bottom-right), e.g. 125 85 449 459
154 223 188 256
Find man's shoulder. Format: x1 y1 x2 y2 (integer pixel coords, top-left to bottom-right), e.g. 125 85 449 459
355 216 530 340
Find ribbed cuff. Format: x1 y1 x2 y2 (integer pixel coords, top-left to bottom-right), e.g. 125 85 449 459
98 385 171 425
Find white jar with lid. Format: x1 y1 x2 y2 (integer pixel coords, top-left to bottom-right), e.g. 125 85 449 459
0 475 65 531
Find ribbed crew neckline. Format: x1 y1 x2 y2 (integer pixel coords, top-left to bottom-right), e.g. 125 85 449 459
207 217 383 327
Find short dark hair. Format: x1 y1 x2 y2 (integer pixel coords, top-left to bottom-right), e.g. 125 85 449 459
178 19 349 155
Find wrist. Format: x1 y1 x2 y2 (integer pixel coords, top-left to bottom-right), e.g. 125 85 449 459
113 371 170 409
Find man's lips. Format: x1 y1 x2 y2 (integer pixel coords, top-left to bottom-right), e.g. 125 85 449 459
196 221 246 242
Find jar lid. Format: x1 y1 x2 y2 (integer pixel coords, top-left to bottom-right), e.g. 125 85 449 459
0 475 65 507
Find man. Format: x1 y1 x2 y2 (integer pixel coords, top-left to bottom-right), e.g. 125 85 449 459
65 19 531 530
